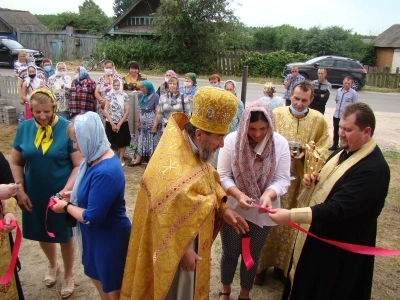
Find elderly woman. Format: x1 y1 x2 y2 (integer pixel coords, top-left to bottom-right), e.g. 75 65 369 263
179 72 197 99
69 66 96 119
224 80 244 134
259 82 285 111
122 61 148 92
156 69 177 96
10 88 83 298
20 65 44 120
50 112 131 300
217 100 290 300
0 152 24 300
94 60 121 123
158 76 191 128
47 62 72 120
129 80 161 166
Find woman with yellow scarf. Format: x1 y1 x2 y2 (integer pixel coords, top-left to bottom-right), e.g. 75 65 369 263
10 88 83 298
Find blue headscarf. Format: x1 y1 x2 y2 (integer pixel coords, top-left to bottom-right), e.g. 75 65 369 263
78 66 90 81
139 80 155 105
70 112 110 254
70 112 110 206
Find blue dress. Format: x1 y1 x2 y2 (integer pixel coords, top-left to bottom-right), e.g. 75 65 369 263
77 155 131 293
13 118 75 243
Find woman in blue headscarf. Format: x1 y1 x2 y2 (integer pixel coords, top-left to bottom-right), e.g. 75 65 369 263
129 80 161 166
50 112 131 299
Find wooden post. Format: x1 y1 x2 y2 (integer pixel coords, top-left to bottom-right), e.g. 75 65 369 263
222 53 226 76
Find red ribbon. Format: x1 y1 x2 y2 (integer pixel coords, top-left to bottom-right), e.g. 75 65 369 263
240 204 400 271
0 220 21 285
46 198 57 238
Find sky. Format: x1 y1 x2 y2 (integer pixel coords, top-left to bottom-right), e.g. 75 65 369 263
1 0 398 35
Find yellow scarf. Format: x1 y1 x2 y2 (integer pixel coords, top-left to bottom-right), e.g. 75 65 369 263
34 116 58 154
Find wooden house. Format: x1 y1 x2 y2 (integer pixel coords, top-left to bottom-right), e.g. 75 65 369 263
374 24 400 72
104 0 160 37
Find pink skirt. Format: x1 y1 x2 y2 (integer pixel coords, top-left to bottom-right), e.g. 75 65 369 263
25 103 32 120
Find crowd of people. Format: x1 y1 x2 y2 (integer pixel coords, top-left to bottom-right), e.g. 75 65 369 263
0 55 391 300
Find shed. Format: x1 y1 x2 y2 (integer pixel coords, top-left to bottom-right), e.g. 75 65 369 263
373 24 400 72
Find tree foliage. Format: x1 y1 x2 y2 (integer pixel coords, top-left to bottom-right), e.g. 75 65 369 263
152 0 244 73
35 0 112 34
113 0 135 18
252 25 376 65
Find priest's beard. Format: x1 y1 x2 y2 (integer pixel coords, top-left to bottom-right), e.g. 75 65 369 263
198 136 217 162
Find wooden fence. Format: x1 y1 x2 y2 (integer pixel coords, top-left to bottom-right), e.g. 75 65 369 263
364 66 399 89
18 31 102 62
216 52 244 76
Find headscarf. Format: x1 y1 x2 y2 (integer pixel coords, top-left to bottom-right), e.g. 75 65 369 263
163 69 177 84
111 78 123 95
25 65 40 89
70 112 111 253
31 88 58 154
185 72 197 86
77 66 90 81
232 100 276 200
55 62 68 77
42 58 55 79
139 80 155 105
224 79 237 96
167 76 180 105
103 60 116 75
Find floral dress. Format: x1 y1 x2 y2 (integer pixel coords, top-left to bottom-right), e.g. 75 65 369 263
97 74 121 122
47 74 72 119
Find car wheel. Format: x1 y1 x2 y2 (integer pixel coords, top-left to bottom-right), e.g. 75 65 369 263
352 79 361 91
299 72 308 79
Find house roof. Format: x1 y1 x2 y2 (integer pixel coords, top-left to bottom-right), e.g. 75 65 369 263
374 24 400 48
103 0 143 35
0 8 48 32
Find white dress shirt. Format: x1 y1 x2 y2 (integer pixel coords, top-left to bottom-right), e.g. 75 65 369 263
217 131 291 227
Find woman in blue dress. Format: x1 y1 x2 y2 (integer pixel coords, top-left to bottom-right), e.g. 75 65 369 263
10 88 83 298
129 80 162 166
50 112 131 300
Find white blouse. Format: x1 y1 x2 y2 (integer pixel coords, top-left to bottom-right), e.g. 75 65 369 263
217 131 291 227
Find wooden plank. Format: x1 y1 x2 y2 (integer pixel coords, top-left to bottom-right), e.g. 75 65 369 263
222 53 226 76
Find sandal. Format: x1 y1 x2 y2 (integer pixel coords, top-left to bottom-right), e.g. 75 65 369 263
61 276 75 299
219 291 230 299
44 264 60 287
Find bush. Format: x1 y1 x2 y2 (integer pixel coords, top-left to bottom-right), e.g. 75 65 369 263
236 50 310 77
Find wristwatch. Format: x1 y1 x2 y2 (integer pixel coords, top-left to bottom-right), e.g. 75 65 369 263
63 202 74 213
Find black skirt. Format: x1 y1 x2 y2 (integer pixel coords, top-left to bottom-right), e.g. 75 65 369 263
105 121 131 148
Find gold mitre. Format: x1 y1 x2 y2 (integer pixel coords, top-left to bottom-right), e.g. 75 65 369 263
189 86 238 135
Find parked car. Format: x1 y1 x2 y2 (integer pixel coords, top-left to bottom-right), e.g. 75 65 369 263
0 36 44 67
282 55 367 90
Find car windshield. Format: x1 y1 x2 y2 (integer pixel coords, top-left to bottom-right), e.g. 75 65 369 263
2 40 24 49
305 57 323 64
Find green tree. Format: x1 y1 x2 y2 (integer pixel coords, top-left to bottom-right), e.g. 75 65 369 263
152 0 242 73
78 0 112 33
253 26 277 49
36 12 79 31
113 0 135 18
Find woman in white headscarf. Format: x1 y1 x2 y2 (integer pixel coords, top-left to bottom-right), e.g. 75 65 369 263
47 62 72 120
103 78 131 166
20 65 44 120
50 112 131 300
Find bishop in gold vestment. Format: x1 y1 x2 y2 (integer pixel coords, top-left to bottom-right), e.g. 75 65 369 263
120 87 249 300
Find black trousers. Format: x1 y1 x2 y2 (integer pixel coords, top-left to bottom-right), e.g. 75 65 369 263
333 117 340 147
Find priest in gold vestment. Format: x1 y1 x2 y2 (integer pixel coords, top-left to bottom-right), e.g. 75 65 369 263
255 80 329 284
120 87 249 300
0 151 24 300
